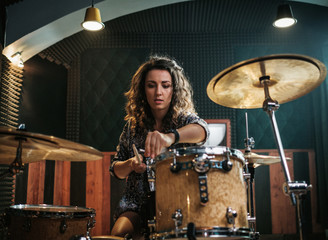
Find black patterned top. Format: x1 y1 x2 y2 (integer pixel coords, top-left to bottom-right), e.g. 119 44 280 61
110 112 209 221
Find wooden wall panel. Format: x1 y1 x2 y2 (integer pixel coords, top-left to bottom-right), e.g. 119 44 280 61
26 161 46 204
53 161 71 205
86 152 112 236
269 151 296 234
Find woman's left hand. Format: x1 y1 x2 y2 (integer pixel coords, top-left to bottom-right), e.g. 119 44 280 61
144 130 174 159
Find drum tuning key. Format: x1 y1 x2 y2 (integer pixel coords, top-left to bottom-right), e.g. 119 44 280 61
226 207 238 231
171 209 183 236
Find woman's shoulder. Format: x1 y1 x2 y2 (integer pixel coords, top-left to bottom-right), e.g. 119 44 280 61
177 111 200 121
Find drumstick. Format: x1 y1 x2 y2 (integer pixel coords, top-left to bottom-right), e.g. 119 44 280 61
132 144 141 164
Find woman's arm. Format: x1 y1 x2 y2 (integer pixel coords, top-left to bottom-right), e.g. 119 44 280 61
144 123 206 159
112 154 146 179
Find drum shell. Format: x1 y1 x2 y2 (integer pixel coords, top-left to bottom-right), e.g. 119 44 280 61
155 147 248 233
6 204 95 240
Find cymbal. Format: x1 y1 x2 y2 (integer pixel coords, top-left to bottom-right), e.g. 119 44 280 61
244 151 291 167
207 54 327 109
0 126 103 164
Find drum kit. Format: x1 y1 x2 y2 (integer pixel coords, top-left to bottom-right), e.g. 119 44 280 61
0 124 103 239
145 54 327 240
0 54 326 240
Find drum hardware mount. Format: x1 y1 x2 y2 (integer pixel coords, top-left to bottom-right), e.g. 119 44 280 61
147 218 156 234
198 174 209 204
261 75 310 240
169 153 234 204
172 209 183 237
283 181 312 240
146 157 156 192
244 111 257 232
170 149 181 173
0 124 26 180
226 207 238 231
169 156 233 173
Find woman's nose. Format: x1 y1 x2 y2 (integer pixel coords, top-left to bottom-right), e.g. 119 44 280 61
155 86 162 95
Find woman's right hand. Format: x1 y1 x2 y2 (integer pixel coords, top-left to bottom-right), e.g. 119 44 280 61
130 154 146 173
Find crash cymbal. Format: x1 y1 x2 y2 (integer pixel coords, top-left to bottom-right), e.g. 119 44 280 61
244 151 291 166
207 54 327 109
0 126 103 164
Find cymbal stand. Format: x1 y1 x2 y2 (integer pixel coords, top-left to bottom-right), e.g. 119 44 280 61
260 76 312 240
0 126 26 180
243 112 256 232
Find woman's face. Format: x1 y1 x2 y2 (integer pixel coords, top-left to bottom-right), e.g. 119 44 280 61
145 69 173 115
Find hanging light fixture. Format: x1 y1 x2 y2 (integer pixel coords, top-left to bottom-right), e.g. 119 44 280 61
273 4 297 28
81 0 105 31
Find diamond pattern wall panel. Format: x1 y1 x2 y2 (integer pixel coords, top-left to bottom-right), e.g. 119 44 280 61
80 48 148 151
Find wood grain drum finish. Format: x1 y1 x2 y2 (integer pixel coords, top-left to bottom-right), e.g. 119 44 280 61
6 204 95 240
154 146 248 235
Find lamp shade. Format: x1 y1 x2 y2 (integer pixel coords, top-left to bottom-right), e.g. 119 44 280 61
273 4 297 28
81 7 105 31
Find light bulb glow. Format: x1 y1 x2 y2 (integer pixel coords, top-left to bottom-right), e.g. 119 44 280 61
273 17 297 28
82 21 104 31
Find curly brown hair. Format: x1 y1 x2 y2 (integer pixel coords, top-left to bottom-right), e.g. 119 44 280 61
124 55 196 132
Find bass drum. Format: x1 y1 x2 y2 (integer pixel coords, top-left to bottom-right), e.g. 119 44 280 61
6 204 95 240
151 146 251 239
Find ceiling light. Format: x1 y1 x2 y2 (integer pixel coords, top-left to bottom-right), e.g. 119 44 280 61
81 0 105 31
273 4 297 28
9 52 24 68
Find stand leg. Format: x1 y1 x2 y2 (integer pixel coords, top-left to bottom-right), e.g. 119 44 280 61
296 195 303 240
265 109 296 205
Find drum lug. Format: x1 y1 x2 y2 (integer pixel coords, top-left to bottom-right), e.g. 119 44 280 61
226 207 237 229
60 219 67 233
170 152 182 173
146 158 156 191
171 209 183 230
198 174 209 204
87 218 96 237
148 217 156 233
222 151 233 171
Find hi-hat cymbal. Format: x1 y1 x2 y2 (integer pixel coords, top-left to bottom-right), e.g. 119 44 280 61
0 126 103 164
244 151 291 167
207 54 327 109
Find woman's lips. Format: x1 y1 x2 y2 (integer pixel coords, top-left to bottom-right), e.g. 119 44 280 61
154 99 163 104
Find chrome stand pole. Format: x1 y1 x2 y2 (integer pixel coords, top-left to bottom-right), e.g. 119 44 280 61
260 76 311 240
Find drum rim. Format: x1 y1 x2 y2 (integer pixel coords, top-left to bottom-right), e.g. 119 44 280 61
151 226 253 239
8 204 95 218
155 146 245 164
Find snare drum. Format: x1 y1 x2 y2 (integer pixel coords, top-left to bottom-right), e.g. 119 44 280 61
151 146 251 239
7 204 95 240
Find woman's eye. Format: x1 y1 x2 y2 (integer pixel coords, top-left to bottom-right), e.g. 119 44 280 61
163 84 171 89
147 84 155 88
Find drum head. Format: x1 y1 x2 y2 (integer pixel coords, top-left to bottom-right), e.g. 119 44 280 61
8 204 95 218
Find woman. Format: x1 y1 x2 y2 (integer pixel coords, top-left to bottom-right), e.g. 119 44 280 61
110 55 209 239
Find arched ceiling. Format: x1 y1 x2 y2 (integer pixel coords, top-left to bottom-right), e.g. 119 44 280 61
3 0 191 61
3 0 328 63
